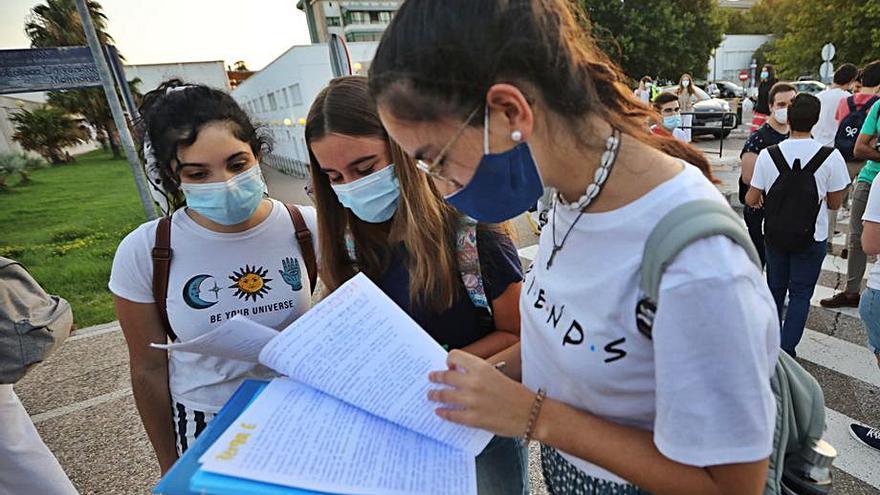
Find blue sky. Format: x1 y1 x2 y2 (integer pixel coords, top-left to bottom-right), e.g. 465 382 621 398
0 0 312 70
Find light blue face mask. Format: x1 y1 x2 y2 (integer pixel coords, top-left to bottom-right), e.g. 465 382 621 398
663 115 682 130
331 164 400 223
181 165 266 225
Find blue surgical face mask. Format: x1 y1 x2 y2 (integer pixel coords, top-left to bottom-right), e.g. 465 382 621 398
331 163 400 223
761 71 769 79
663 115 682 130
181 165 266 225
444 106 544 223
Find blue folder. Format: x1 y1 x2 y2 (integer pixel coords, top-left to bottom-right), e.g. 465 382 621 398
153 379 329 495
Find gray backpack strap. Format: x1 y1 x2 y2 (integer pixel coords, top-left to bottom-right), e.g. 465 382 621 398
636 199 760 338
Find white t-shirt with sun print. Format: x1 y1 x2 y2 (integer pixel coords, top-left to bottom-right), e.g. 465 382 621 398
109 200 318 412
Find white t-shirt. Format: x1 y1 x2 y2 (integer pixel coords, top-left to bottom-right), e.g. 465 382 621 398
751 138 851 241
863 174 880 290
812 87 850 147
522 166 779 484
109 200 318 412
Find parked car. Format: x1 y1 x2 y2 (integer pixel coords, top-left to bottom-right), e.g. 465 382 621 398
791 80 826 95
659 86 737 138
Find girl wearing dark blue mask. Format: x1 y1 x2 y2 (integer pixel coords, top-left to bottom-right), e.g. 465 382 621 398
306 76 528 495
370 1 779 494
109 80 318 473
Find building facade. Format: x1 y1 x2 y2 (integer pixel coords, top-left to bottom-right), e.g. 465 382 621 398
231 42 379 169
707 34 773 84
297 0 402 43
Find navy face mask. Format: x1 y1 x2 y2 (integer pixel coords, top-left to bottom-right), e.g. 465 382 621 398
445 106 544 223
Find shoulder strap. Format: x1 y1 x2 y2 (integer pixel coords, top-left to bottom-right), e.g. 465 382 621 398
151 217 177 342
804 146 835 174
285 204 317 294
636 200 761 339
456 217 491 312
767 145 789 175
847 96 857 114
861 95 880 113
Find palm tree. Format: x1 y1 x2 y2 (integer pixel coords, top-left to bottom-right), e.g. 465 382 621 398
10 106 86 164
24 0 126 158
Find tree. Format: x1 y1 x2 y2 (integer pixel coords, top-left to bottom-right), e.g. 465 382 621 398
24 0 127 158
577 0 725 82
233 60 250 72
764 0 880 79
10 107 86 164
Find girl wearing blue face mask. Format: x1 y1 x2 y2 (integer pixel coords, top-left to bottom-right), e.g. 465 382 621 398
306 76 528 495
108 80 318 473
370 1 780 494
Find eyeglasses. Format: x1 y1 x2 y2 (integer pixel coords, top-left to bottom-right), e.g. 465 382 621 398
415 105 482 193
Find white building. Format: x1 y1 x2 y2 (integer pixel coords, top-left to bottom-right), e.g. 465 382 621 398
298 0 402 43
707 34 772 84
231 42 379 169
124 60 231 94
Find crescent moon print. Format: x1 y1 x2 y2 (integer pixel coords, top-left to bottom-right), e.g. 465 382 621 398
182 274 219 310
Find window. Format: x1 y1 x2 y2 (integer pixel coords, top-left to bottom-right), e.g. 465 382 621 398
288 84 303 106
281 88 290 108
345 32 382 42
267 93 278 111
345 11 370 24
378 11 393 23
326 16 341 26
259 96 266 112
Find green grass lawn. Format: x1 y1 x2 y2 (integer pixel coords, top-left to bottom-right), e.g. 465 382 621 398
0 149 150 327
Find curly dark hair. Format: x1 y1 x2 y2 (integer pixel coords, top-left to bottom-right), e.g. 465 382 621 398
136 79 269 211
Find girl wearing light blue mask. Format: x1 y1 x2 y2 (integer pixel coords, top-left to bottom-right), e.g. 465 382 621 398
109 80 318 473
306 76 529 495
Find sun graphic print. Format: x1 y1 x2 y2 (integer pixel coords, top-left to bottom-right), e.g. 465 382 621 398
228 265 273 301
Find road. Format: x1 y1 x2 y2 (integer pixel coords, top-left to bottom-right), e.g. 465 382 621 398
13 132 880 494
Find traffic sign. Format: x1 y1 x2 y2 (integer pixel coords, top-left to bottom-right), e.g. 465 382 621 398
820 61 834 81
822 43 836 62
739 71 749 82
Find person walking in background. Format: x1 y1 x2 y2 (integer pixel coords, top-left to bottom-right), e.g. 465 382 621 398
746 93 849 357
814 63 859 242
821 60 880 309
633 76 655 105
1 257 78 494
753 64 779 132
849 171 880 452
650 92 688 142
675 73 706 142
739 82 797 266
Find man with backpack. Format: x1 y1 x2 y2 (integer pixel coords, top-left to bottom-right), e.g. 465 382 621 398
821 60 880 309
739 82 797 266
746 93 850 357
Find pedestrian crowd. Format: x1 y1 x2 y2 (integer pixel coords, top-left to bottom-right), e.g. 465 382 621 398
2 1 878 494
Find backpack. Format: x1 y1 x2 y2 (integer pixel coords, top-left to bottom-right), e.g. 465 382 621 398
151 204 317 342
0 257 73 384
763 145 834 252
636 199 834 495
834 95 880 161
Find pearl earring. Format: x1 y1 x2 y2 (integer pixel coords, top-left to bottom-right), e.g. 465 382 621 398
511 130 523 142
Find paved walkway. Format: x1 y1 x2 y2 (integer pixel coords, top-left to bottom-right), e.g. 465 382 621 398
14 134 880 494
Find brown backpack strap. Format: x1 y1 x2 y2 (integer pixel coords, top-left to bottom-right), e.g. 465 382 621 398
152 217 177 342
285 204 317 294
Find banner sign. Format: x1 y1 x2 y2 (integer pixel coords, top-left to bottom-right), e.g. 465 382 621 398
0 46 100 95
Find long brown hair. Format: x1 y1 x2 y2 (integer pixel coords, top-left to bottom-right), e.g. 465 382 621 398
368 0 716 182
306 76 462 311
677 73 696 97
